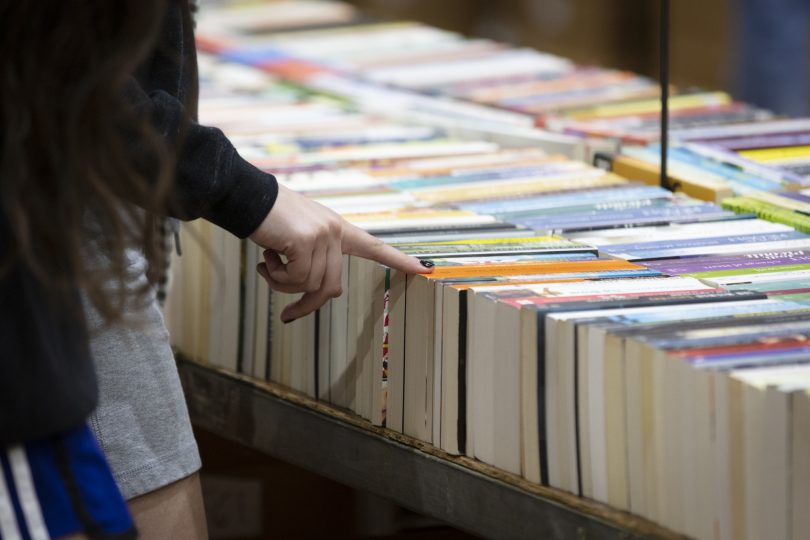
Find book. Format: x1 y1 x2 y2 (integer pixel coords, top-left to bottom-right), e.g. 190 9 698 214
723 197 810 234
397 257 602 442
550 297 799 518
614 313 810 534
464 278 733 489
598 152 733 202
165 8 810 540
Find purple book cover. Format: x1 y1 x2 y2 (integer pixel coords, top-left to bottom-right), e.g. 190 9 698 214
699 132 810 151
776 191 810 204
643 250 810 275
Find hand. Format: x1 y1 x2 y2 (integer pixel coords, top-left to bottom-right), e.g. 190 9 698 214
249 185 432 322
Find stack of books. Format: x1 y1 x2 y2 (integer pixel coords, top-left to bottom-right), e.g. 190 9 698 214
603 119 810 223
162 3 810 539
194 3 773 151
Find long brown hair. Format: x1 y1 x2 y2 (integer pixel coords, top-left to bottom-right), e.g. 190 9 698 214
0 0 173 322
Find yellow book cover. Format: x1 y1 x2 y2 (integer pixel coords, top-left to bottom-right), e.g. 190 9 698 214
564 92 731 120
393 235 564 247
342 208 478 222
738 145 810 163
611 154 731 202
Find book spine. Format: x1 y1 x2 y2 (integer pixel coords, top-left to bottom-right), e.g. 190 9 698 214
722 197 810 234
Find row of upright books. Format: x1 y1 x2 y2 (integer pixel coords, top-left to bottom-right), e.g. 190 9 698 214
166 2 810 540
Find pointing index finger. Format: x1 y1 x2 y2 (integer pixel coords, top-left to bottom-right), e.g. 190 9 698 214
341 223 433 275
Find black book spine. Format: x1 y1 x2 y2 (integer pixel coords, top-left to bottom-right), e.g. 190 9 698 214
457 290 468 455
532 288 766 487
314 310 320 400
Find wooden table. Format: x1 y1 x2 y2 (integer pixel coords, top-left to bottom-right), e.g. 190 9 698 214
178 358 683 540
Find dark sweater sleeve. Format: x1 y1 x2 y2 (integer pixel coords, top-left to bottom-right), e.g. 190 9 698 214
129 81 279 239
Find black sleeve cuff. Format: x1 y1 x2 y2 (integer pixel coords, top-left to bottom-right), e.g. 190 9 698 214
202 152 279 238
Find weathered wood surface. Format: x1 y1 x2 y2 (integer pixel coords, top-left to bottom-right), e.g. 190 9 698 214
179 358 684 540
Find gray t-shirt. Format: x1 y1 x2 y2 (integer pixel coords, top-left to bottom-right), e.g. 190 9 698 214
86 245 200 500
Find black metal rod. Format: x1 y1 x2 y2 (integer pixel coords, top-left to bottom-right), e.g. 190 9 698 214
660 0 670 190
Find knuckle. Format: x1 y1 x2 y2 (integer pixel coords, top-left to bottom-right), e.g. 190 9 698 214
300 231 317 246
327 216 342 234
281 240 296 254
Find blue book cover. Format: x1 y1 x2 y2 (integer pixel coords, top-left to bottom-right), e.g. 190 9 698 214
389 163 584 191
641 319 810 350
667 146 781 191
616 238 810 261
495 198 673 220
722 278 810 294
603 230 808 256
220 46 290 67
459 185 671 214
627 145 779 192
512 203 734 231
606 299 807 326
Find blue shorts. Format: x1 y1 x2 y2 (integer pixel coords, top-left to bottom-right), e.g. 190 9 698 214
0 424 135 540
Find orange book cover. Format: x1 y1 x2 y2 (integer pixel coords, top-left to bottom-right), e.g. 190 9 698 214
419 258 644 279
259 59 329 82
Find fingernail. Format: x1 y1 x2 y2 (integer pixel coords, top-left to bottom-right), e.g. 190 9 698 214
420 259 434 268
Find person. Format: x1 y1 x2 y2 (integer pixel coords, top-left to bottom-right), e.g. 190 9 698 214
0 0 173 537
1 0 430 538
735 0 810 116
98 0 432 538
